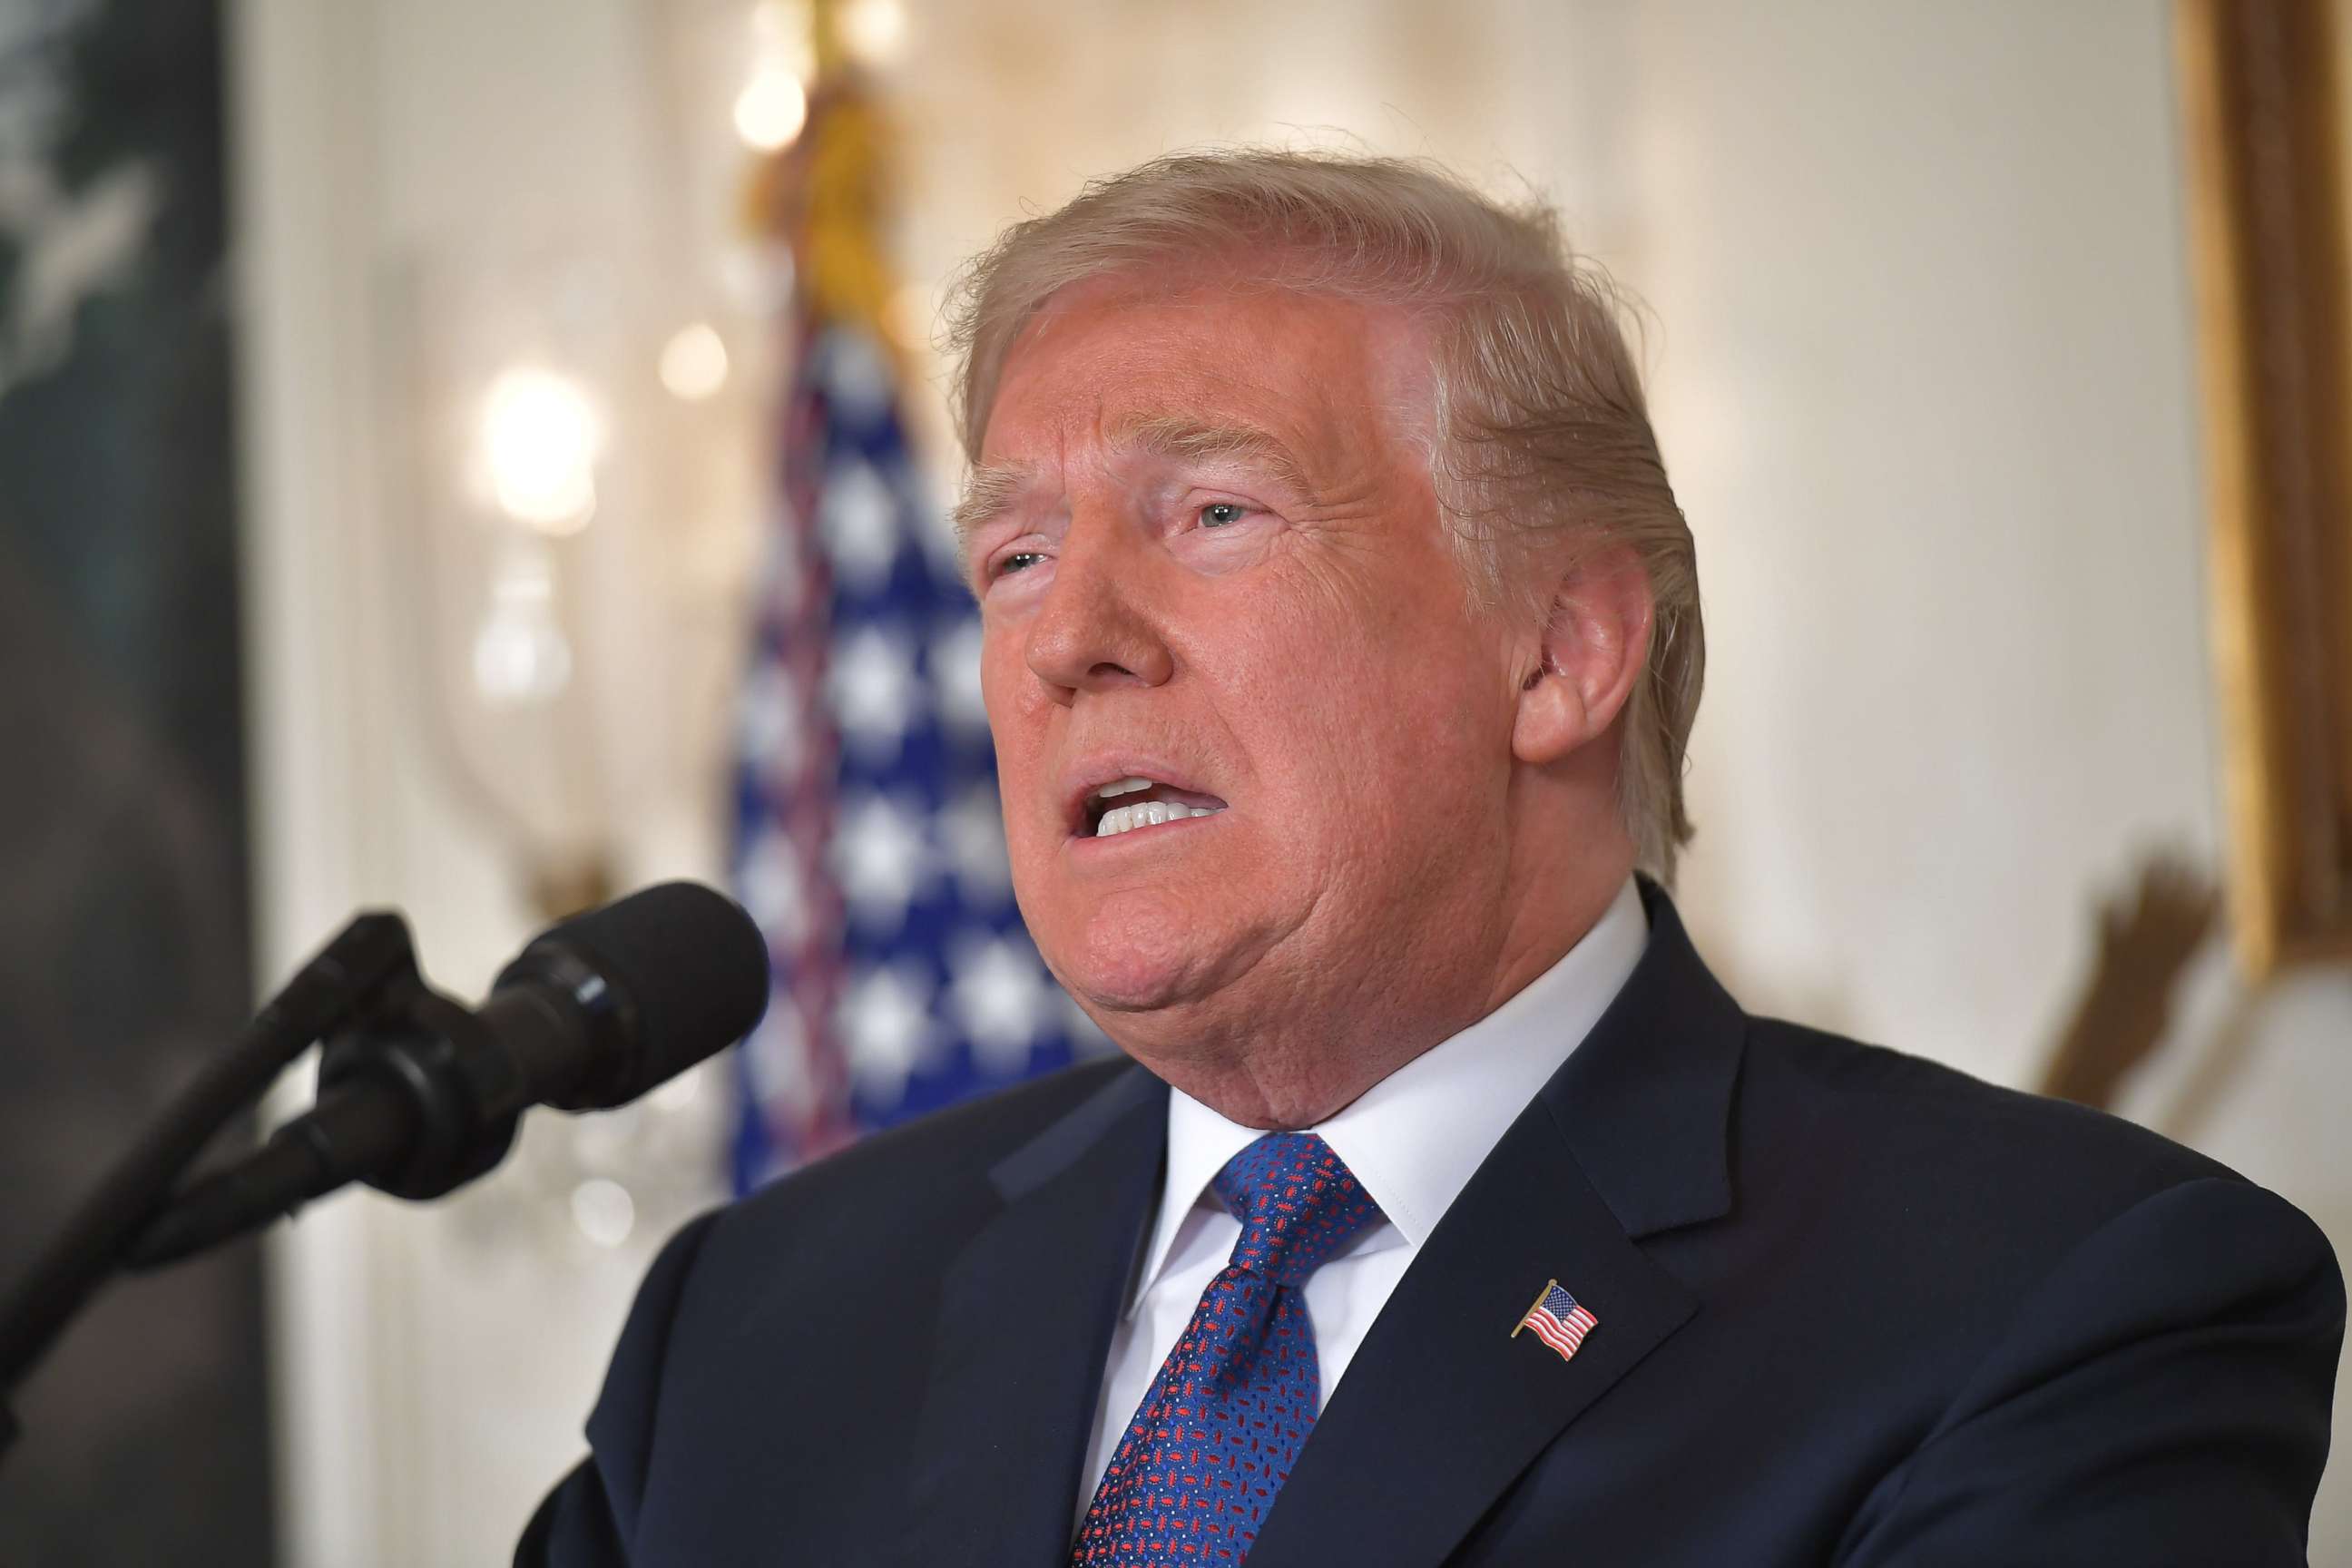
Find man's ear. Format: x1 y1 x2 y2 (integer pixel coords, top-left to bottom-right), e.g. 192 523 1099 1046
1512 544 1654 767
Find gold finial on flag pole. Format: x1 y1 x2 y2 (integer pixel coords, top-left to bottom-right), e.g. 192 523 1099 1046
738 0 901 352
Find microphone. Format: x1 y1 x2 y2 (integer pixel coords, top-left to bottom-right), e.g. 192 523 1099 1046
126 881 769 1269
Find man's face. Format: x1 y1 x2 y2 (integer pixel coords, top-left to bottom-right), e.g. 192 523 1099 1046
965 274 1525 1068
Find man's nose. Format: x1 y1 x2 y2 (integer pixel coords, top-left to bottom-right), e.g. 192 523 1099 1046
1023 519 1174 697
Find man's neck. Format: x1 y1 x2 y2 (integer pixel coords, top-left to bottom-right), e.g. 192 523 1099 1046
1129 868 1641 1129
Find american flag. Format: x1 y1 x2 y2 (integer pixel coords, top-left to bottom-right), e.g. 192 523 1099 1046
728 320 1105 1192
1515 1280 1599 1364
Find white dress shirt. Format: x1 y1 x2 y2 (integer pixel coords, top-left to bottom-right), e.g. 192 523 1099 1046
1075 878 1650 1514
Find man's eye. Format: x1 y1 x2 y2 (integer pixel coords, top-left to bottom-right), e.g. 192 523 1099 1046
1199 502 1249 528
995 552 1047 577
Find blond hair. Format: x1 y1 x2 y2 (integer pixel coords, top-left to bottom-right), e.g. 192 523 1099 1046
944 150 1702 882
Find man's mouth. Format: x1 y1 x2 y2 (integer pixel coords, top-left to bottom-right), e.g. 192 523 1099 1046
1082 777 1230 838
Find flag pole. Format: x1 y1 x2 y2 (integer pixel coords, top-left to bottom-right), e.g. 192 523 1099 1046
1511 1279 1560 1338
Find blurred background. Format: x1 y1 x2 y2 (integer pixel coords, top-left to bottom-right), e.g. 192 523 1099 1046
3 0 2348 1562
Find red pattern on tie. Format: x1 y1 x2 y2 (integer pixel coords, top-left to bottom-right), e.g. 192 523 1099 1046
1071 1132 1384 1565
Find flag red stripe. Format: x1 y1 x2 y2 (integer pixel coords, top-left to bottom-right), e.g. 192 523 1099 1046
1522 1311 1585 1358
1528 1319 1580 1357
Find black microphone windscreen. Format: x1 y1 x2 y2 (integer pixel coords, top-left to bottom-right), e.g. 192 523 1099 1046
526 881 770 1106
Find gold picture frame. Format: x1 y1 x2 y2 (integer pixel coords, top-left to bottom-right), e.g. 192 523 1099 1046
2177 0 2352 977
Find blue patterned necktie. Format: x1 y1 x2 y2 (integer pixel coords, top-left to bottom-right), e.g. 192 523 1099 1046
1072 1132 1386 1565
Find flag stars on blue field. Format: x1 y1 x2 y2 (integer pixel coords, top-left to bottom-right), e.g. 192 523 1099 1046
818 456 901 592
828 623 924 764
734 663 806 780
812 328 898 423
928 614 989 733
840 960 938 1102
940 780 1014 905
732 319 1098 1191
741 1004 811 1121
737 828 810 947
831 789 934 936
948 934 1056 1073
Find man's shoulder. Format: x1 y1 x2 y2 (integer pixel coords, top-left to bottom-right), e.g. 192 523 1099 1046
696 1055 1148 1263
1746 1014 2225 1170
1730 1014 2266 1265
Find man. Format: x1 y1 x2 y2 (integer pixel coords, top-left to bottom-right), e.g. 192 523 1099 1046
522 152 2341 1566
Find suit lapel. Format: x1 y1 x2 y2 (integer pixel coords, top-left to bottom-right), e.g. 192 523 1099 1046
1240 1098 1698 1568
897 1063 1168 1566
1246 884 1745 1568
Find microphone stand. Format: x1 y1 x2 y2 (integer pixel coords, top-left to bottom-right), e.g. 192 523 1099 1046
0 911 422 1465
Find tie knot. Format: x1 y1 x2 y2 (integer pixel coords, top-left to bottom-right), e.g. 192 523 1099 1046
1210 1132 1384 1286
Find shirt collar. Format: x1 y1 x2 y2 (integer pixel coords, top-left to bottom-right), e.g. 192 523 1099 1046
1132 877 1651 1308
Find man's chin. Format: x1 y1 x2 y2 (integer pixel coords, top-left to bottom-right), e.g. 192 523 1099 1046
1045 906 1258 1018
1058 951 1204 1016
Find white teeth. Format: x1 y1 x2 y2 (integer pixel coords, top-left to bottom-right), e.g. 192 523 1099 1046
1090 777 1154 801
1093 801 1224 838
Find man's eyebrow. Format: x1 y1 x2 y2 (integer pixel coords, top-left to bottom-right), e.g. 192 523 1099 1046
950 416 1319 561
1108 415 1318 501
950 462 1031 560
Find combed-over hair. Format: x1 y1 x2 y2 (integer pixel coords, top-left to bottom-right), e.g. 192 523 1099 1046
943 150 1703 883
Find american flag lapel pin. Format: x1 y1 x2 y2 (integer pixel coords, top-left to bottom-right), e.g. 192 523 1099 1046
1513 1278 1599 1365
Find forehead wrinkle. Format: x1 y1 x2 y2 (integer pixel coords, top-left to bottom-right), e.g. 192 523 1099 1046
1106 412 1321 505
956 413 1329 559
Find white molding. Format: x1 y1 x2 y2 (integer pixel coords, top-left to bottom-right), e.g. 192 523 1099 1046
226 2 399 1563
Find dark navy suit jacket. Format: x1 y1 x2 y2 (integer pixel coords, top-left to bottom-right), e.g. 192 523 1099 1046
519 887 2342 1565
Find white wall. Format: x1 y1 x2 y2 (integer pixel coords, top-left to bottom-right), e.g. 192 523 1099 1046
1629 2 2220 1083
1588 7 2352 1549
234 2 2352 1562
232 2 754 1563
